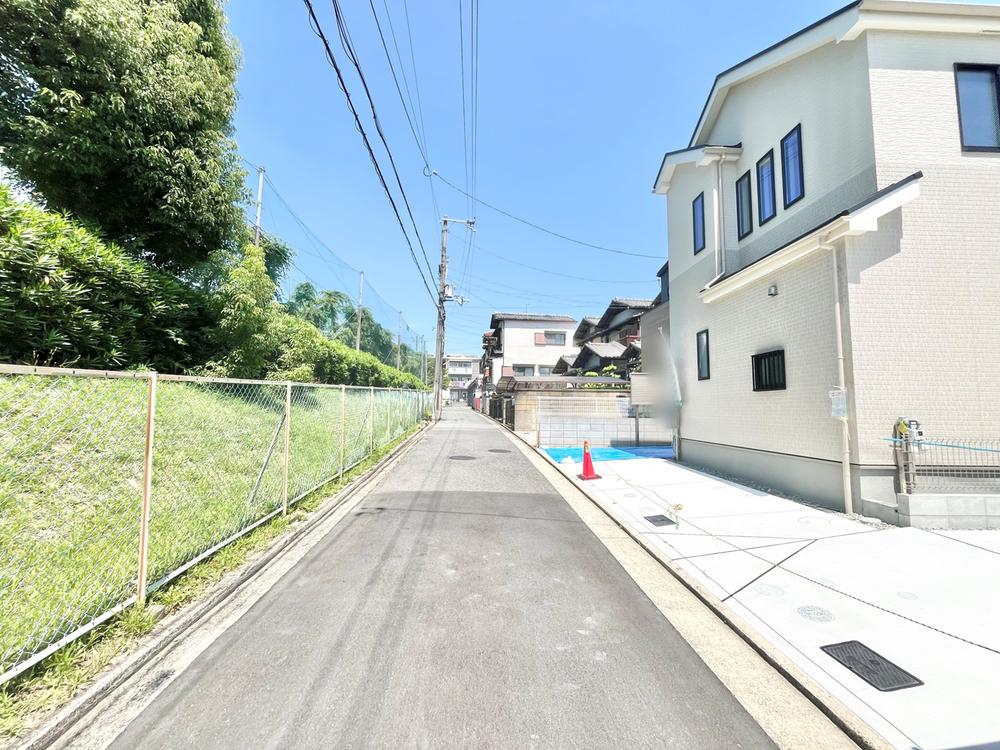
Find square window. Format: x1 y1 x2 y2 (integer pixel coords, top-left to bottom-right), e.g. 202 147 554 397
781 125 805 208
956 65 1000 150
692 192 706 254
513 365 534 377
736 171 753 240
757 150 776 225
538 366 552 376
696 329 710 381
751 350 786 391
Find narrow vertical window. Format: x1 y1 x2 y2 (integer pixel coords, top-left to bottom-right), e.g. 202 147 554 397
736 171 753 240
757 150 776 225
956 65 1000 150
696 329 710 381
692 192 705 254
781 125 805 207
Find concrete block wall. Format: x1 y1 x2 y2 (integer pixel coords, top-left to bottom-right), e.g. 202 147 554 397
897 494 1000 530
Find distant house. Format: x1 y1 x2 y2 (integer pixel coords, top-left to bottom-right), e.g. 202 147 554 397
652 0 1000 521
480 313 578 383
570 342 627 375
444 354 479 403
639 262 671 394
565 298 654 376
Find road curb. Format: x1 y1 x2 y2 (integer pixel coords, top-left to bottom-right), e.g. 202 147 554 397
479 412 891 750
14 422 432 750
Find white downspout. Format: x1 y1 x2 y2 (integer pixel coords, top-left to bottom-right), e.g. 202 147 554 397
705 155 727 287
824 239 854 515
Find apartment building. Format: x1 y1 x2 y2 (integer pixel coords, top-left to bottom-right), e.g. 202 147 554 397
444 354 479 404
480 313 578 383
652 0 1000 522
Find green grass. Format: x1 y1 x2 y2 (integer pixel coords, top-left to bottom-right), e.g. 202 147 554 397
0 374 425 691
0 415 421 740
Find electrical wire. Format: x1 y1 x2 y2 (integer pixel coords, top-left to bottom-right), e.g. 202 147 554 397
433 171 662 259
301 0 436 305
468 242 655 285
329 0 436 285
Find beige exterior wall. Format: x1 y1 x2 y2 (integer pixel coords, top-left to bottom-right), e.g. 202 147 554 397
638 302 673 400
705 35 877 272
841 30 1000 464
672 251 841 462
665 36 875 466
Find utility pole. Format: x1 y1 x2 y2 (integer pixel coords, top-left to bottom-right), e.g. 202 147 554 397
355 271 364 352
396 311 403 370
253 165 265 246
433 216 474 421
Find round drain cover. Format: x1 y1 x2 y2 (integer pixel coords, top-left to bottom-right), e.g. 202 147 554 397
797 605 834 622
753 582 785 597
449 455 476 460
488 449 511 454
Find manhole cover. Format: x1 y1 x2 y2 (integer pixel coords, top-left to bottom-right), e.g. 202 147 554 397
644 514 676 528
797 605 834 622
488 449 511 454
449 455 476 461
821 641 923 692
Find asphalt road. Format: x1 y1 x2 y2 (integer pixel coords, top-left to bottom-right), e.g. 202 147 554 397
109 408 777 749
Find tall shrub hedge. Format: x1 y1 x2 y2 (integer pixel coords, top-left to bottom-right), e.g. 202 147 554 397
0 185 213 370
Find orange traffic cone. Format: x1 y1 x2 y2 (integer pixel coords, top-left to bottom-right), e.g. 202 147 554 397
578 440 601 480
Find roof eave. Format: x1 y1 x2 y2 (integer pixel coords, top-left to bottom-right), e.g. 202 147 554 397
699 172 922 304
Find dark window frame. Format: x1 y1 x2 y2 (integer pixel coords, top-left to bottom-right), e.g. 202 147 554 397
696 329 710 381
735 170 753 240
780 124 805 209
756 149 777 225
692 192 706 254
751 349 786 392
954 63 1000 153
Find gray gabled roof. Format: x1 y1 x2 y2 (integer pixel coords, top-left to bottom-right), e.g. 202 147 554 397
584 342 626 359
489 312 576 327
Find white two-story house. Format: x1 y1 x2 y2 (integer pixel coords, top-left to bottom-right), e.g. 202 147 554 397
444 355 479 403
653 0 1000 524
480 313 579 383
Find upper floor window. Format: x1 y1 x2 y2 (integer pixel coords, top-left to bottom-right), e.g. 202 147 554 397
692 192 706 254
736 171 753 240
513 365 534 377
532 330 566 346
955 65 1000 151
781 125 805 207
756 150 776 225
537 366 553 376
696 329 710 381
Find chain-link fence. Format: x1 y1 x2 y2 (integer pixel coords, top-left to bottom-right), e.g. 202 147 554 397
0 364 428 686
889 436 1000 494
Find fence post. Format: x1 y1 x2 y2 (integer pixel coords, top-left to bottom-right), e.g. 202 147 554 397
369 386 375 451
386 387 391 438
398 387 403 434
339 385 346 480
136 371 157 606
282 382 291 515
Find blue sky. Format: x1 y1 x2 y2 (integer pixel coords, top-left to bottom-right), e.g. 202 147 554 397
225 0 968 357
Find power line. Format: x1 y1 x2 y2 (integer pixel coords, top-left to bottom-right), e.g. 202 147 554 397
301 0 436 304
433 171 662 259
329 0 436 285
467 242 655 284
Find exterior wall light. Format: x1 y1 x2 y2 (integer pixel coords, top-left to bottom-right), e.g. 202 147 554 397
767 284 779 297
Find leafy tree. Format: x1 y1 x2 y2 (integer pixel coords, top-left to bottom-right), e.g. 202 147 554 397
0 0 246 271
188 229 292 292
209 242 278 378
